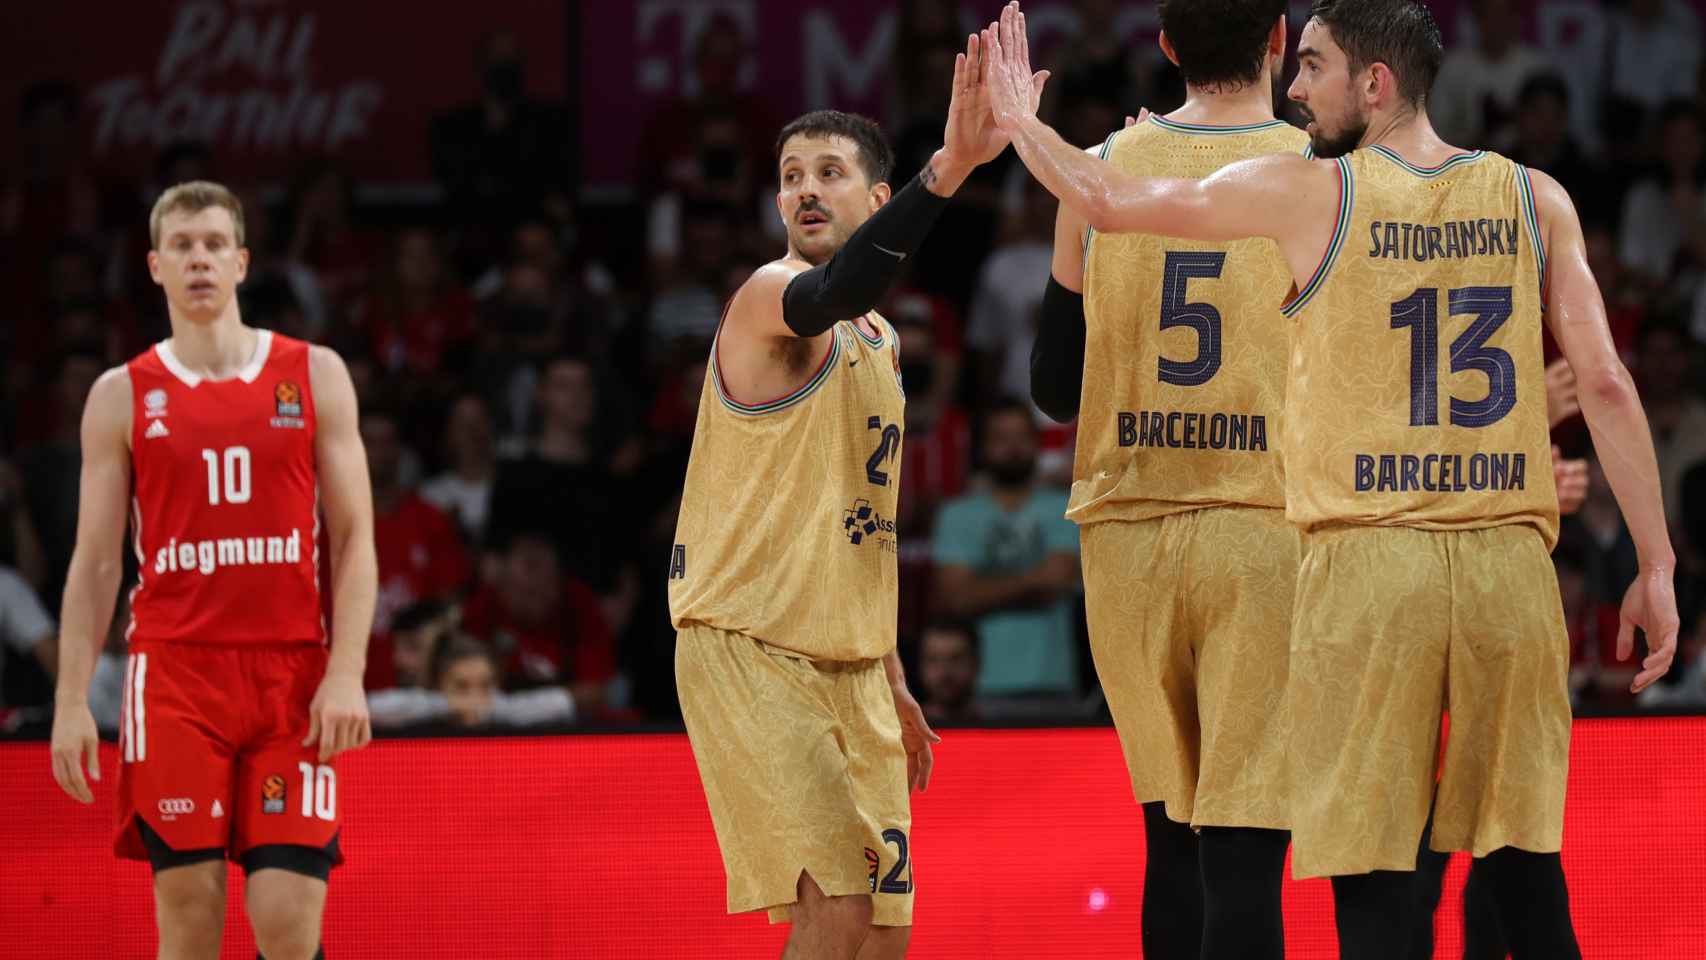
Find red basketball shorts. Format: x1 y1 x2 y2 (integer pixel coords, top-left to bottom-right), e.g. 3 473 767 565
115 641 344 864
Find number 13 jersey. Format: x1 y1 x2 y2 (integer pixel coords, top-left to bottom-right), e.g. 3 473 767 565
1069 116 1309 527
670 315 904 662
126 329 325 645
1281 148 1557 548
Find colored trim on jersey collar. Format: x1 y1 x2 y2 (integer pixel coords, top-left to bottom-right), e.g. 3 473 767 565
1515 165 1548 305
851 314 885 348
1368 144 1485 178
710 327 841 416
1148 115 1292 135
1281 156 1355 318
155 329 273 388
1082 128 1122 255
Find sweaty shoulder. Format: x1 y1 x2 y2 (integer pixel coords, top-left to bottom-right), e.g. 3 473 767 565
1520 166 1578 237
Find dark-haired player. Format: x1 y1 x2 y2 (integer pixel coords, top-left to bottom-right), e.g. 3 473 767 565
1028 2 1304 955
50 181 377 960
984 1 1676 956
669 39 1044 959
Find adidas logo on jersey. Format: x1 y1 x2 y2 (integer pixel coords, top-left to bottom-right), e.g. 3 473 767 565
211 799 224 818
145 419 170 439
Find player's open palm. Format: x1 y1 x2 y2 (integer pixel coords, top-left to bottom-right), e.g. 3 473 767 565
981 3 1047 131
50 701 100 804
891 684 942 793
304 671 372 763
1619 567 1679 693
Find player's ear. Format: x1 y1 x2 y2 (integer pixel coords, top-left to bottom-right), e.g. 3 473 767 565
1269 17 1287 58
146 249 163 287
235 246 249 283
870 180 892 211
775 189 788 227
1157 30 1181 68
1366 62 1393 108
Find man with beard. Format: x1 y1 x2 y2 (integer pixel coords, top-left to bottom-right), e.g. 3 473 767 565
932 399 1081 712
1027 1 1305 956
669 36 1044 957
980 2 1677 957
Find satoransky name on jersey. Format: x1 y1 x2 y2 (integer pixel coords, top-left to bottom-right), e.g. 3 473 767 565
153 529 306 576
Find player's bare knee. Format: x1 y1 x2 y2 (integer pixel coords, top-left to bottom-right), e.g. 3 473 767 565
153 862 226 923
245 869 326 960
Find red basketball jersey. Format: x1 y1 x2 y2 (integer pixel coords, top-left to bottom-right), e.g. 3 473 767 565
126 329 324 645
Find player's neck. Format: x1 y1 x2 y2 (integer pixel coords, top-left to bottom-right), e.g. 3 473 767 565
1361 107 1463 164
164 311 259 380
1168 82 1276 128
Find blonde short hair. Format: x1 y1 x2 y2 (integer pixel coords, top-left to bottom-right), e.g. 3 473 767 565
149 181 245 250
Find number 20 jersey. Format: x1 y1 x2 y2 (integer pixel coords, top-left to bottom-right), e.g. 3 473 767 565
1068 117 1310 527
669 315 904 662
1281 148 1557 548
126 330 325 645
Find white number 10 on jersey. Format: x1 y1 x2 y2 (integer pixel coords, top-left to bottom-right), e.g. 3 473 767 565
202 446 252 505
297 761 336 820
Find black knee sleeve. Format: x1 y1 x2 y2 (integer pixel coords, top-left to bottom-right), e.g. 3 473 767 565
1199 826 1290 960
1332 870 1417 960
1139 801 1202 960
1474 848 1580 960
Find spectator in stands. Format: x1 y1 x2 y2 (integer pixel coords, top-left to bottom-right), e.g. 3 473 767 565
0 564 55 716
353 227 478 377
646 198 742 347
967 176 1055 406
459 530 613 716
932 399 1081 712
432 29 573 241
1633 323 1706 531
421 392 498 546
0 458 46 593
1429 0 1551 148
1504 75 1606 221
891 297 970 642
1047 0 1149 123
19 350 102 609
1584 220 1647 356
234 188 327 341
362 404 471 688
1617 102 1706 294
1638 617 1706 708
370 631 577 729
916 621 983 724
485 354 641 632
286 161 380 314
1605 0 1701 147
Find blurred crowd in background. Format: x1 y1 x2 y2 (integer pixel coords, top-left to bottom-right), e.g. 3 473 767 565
2 0 1706 733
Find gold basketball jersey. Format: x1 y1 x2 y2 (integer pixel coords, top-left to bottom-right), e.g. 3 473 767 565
1281 147 1558 547
670 313 905 661
1068 116 1310 526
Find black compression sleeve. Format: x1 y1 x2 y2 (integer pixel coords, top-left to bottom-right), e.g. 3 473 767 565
781 173 952 337
1029 276 1087 423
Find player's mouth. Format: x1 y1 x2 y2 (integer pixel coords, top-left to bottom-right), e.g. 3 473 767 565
187 280 218 296
797 210 830 230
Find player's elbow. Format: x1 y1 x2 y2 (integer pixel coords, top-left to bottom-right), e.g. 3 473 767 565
1581 362 1638 412
1081 194 1121 236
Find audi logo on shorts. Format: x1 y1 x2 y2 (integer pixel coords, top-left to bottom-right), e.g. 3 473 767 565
158 798 196 818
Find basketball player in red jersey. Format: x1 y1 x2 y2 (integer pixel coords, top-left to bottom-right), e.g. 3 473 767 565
49 181 377 960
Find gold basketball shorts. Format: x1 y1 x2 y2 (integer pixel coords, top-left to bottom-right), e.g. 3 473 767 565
1286 523 1571 879
1080 505 1299 830
675 622 914 926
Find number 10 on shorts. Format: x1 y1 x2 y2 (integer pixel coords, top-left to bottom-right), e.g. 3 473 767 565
296 762 336 820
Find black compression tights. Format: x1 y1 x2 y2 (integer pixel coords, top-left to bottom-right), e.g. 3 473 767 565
1140 801 1202 960
1199 826 1291 960
1333 870 1418 960
1475 848 1581 959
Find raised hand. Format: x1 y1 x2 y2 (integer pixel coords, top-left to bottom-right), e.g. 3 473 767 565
944 31 1010 167
981 2 1048 131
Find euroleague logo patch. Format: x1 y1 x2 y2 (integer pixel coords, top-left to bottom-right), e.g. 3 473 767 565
261 774 287 814
272 381 305 429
